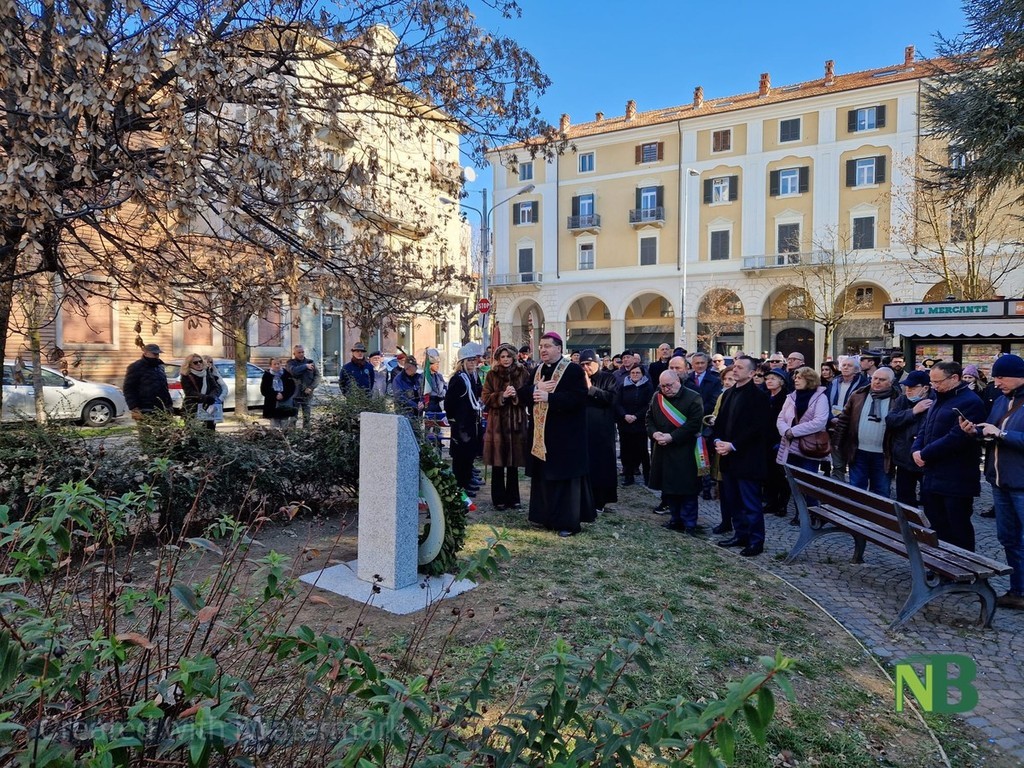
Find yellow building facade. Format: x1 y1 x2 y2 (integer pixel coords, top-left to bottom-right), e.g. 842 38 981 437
486 48 1024 365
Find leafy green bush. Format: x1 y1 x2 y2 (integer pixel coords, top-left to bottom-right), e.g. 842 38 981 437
0 484 794 768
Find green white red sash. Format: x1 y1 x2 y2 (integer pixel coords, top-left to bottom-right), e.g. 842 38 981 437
656 393 711 475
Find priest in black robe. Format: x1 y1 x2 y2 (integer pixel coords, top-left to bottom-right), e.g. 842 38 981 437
527 332 593 536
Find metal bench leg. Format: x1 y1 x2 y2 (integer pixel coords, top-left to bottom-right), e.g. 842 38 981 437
889 580 998 631
852 534 867 564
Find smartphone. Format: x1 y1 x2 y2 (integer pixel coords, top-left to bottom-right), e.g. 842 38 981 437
952 407 967 420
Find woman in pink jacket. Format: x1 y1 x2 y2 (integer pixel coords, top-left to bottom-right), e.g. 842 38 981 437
777 367 830 522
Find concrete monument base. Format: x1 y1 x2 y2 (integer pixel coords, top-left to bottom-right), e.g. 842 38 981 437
300 560 477 616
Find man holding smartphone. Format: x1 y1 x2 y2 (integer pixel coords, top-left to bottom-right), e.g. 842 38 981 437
912 361 987 551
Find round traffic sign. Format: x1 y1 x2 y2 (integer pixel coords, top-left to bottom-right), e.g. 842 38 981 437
477 297 491 314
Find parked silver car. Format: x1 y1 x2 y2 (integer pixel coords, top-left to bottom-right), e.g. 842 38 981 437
2 361 129 427
165 359 265 411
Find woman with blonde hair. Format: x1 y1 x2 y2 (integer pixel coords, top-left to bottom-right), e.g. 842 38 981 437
180 353 225 431
260 357 297 429
482 343 531 509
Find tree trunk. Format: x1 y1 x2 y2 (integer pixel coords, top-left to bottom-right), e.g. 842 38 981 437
0 241 17 421
30 325 46 423
233 320 250 418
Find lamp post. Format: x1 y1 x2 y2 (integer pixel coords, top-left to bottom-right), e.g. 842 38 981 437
680 167 700 349
441 182 535 351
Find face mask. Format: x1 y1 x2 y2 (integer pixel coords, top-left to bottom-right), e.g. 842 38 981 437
907 394 924 403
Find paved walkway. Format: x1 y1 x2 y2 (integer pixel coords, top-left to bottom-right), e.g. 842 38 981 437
687 483 1024 761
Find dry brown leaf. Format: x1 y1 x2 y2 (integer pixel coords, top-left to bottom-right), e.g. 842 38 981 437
197 605 219 623
116 632 155 650
308 595 332 606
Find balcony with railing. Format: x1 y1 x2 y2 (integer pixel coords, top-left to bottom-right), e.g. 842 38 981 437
629 206 665 228
492 272 543 288
741 251 829 271
567 213 601 233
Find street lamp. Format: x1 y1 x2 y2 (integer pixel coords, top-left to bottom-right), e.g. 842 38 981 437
679 167 700 349
440 182 535 351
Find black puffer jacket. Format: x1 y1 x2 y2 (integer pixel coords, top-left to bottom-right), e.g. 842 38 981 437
615 377 654 434
884 392 928 472
123 356 172 412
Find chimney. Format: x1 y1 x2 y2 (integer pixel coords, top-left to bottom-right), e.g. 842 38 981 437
904 45 915 66
625 99 637 120
595 111 604 122
559 113 570 132
824 59 835 86
693 86 704 109
759 72 771 97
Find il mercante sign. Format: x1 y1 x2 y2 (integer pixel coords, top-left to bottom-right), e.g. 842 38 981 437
883 300 1010 321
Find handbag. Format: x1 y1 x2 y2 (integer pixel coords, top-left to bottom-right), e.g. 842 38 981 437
275 403 299 419
796 430 831 459
196 402 224 423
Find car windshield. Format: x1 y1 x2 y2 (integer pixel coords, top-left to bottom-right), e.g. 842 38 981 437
165 364 181 378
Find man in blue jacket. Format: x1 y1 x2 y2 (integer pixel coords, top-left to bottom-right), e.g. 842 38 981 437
960 354 1024 609
339 342 374 394
912 361 987 551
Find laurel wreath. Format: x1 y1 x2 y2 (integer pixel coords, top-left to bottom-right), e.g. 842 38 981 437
418 443 468 576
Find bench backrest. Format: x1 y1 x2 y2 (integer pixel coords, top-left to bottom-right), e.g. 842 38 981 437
785 465 939 548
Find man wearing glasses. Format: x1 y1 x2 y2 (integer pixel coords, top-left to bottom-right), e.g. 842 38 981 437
785 352 805 374
767 354 786 367
912 361 987 551
647 370 705 534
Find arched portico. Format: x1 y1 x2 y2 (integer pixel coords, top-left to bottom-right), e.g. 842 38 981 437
564 295 612 353
697 289 745 356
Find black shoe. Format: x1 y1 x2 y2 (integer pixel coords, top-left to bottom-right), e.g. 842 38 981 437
684 525 705 536
717 536 745 548
981 507 996 519
653 503 670 514
557 530 575 538
623 479 634 487
662 520 685 531
739 545 764 557
702 490 713 500
712 523 732 535
789 516 800 526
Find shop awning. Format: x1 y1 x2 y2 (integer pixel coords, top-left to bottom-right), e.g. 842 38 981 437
893 319 1024 338
566 333 611 350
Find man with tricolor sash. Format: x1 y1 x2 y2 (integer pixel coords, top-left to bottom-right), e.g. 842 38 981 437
647 370 706 534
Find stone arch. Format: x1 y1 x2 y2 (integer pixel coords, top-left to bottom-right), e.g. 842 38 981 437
832 280 893 357
762 285 815 364
619 290 676 358
506 297 545 353
563 294 612 352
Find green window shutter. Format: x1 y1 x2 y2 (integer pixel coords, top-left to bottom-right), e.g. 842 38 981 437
571 196 580 216
635 188 642 209
530 201 539 223
512 202 520 222
728 175 739 201
847 110 858 132
845 159 857 187
656 186 664 207
875 156 887 183
703 179 713 203
876 105 886 128
798 167 810 193
769 170 780 196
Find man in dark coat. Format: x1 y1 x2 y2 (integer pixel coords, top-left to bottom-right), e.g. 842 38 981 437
339 342 374 393
884 370 932 506
912 361 987 551
527 332 593 537
684 351 722 500
123 343 172 415
713 355 772 556
648 370 704 533
579 349 618 512
616 365 654 485
647 343 674 383
286 344 322 428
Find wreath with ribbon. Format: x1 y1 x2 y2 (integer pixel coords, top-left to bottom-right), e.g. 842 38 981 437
417 443 468 576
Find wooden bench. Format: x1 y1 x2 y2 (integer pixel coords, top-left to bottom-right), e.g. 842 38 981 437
783 465 1012 630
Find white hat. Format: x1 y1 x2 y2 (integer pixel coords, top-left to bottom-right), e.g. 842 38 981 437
458 343 482 361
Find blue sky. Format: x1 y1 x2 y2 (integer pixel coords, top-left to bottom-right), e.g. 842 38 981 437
461 0 968 196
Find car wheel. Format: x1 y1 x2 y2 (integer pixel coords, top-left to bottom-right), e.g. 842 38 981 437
81 398 115 427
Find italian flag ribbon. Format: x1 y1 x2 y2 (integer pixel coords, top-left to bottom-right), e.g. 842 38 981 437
657 393 711 475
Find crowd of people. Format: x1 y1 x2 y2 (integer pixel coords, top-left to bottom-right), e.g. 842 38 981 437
122 335 1024 611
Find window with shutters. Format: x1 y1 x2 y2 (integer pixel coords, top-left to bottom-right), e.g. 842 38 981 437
852 216 875 250
518 161 533 181
518 246 534 275
640 186 658 211
712 129 732 153
62 289 115 346
779 118 801 143
579 152 595 173
578 194 594 216
639 236 657 265
777 223 800 254
779 168 800 196
712 177 730 203
850 105 885 132
855 158 876 186
515 201 537 225
710 229 730 261
639 142 661 163
578 242 595 270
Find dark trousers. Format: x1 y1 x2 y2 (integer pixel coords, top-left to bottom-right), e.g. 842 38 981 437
666 493 699 529
894 467 923 507
491 466 521 507
923 492 975 552
619 432 650 482
451 439 476 491
720 473 765 548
